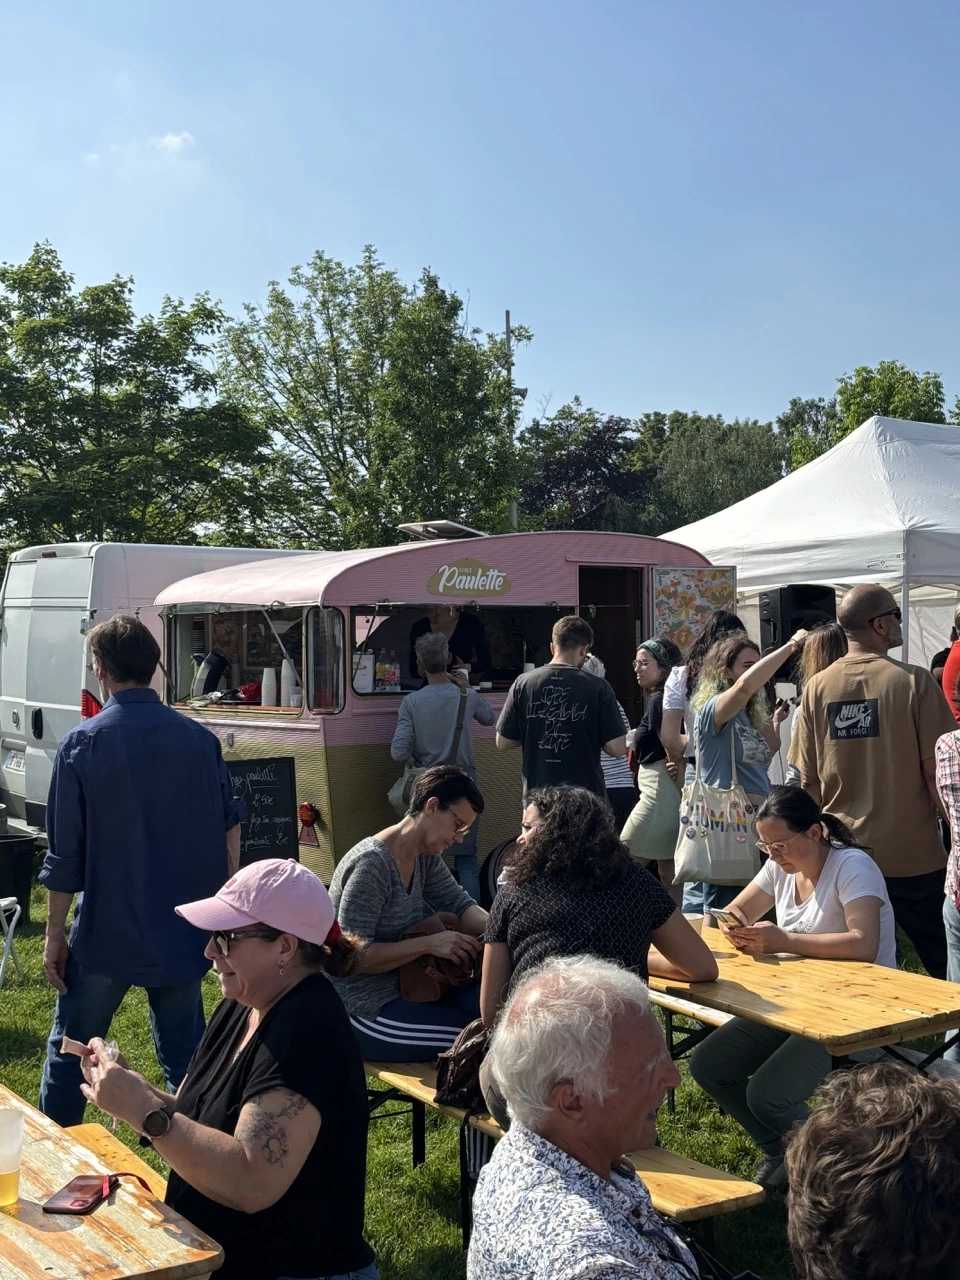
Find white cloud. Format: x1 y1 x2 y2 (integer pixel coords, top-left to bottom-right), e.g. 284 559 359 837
152 131 195 154
83 152 100 165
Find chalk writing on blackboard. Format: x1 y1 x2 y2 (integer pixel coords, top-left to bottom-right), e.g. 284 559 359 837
227 757 298 865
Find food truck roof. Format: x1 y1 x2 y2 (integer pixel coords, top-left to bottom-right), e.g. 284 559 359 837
155 530 711 610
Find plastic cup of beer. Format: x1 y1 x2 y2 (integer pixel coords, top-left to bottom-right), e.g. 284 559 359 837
0 1109 24 1207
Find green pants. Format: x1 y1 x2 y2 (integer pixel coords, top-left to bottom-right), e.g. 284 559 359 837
689 1017 831 1159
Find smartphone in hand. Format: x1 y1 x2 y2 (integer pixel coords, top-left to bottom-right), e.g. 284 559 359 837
711 909 745 929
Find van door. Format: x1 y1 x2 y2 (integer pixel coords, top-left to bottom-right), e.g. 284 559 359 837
24 604 90 824
0 579 32 819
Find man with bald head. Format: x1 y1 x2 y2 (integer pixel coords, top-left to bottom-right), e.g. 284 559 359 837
791 584 955 978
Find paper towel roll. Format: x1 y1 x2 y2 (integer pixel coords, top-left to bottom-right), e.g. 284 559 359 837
280 658 297 708
261 667 278 707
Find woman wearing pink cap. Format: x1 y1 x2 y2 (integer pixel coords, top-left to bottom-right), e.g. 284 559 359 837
72 858 378 1280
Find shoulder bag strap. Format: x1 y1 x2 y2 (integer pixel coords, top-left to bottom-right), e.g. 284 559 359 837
447 688 469 765
729 713 739 788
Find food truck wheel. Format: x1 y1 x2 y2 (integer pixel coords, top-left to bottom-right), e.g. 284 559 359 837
479 837 521 909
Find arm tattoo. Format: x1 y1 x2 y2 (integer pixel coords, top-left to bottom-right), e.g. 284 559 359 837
243 1088 310 1166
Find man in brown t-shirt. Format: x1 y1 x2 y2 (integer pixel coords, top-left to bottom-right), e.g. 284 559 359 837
792 584 955 979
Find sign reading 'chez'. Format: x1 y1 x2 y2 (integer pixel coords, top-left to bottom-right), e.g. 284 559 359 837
427 558 512 597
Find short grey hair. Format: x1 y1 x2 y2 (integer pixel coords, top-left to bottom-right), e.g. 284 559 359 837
581 653 606 679
415 630 450 675
487 954 650 1132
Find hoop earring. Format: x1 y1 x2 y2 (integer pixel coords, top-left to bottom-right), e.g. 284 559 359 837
278 959 285 976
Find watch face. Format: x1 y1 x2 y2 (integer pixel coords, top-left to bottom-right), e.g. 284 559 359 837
143 1107 171 1138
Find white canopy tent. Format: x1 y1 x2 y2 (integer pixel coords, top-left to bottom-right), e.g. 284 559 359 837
664 416 960 665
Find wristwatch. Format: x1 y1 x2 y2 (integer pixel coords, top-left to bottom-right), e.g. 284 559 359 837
139 1104 175 1148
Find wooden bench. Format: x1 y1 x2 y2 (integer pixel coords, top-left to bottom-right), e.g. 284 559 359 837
649 990 734 1113
365 1061 764 1247
66 1122 169 1199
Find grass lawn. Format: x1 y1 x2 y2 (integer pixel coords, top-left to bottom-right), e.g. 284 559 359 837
0 879 934 1280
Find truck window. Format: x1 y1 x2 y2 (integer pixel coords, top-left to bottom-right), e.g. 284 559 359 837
169 606 305 711
307 608 345 714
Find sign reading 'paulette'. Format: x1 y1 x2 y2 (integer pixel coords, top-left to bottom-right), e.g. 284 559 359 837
427 558 512 596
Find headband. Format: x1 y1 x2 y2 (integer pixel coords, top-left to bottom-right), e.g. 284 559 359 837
638 638 670 668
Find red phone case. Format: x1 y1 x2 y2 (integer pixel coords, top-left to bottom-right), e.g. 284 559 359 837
43 1174 119 1215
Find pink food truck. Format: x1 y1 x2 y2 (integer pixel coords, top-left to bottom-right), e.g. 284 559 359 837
156 529 733 889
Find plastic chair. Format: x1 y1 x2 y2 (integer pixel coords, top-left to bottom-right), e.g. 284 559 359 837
0 897 23 987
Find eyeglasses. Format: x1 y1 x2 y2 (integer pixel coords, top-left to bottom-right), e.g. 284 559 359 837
211 928 278 958
867 607 902 625
444 807 474 837
755 830 806 857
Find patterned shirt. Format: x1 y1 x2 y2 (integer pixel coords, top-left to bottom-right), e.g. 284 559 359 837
467 1124 699 1280
486 865 676 992
935 732 960 901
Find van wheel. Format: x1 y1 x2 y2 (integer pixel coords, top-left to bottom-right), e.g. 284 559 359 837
478 838 520 908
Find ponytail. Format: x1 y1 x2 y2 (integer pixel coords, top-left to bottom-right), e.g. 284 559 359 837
295 930 364 978
755 786 871 853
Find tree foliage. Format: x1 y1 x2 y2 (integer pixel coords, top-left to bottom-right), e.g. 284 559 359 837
835 360 946 440
516 399 646 529
0 243 266 549
220 247 529 549
776 396 837 469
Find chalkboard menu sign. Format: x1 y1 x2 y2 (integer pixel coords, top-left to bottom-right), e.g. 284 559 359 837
227 757 299 866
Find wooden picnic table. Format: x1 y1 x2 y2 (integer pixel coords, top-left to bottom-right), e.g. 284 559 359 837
0 1082 222 1279
652 917 960 1056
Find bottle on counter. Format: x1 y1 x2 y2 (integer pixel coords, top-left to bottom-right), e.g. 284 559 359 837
375 647 387 692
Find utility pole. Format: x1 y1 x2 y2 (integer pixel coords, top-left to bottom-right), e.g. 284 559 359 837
506 309 518 531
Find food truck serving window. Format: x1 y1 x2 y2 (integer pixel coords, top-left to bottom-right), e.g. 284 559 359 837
169 606 344 714
349 603 574 695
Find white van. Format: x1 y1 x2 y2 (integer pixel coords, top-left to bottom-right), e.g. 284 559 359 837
0 542 306 829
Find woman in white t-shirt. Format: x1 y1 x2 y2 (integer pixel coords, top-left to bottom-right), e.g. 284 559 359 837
689 785 895 1192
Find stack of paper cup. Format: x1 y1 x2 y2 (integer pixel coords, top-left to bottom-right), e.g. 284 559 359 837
280 658 297 708
261 667 278 707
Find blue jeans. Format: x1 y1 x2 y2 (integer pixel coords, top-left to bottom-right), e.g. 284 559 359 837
681 882 742 913
39 954 205 1127
278 1268 378 1280
943 895 960 1063
455 817 482 901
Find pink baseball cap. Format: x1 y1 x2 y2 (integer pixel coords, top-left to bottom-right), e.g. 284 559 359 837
175 858 339 946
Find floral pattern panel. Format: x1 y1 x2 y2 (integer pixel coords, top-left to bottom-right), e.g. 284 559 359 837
651 566 737 655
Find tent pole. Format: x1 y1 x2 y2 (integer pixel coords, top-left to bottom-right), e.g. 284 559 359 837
901 574 911 664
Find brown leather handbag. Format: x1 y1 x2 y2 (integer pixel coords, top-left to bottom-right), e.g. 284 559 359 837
398 911 481 1002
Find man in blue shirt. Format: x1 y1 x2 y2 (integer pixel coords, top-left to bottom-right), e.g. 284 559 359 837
38 614 244 1126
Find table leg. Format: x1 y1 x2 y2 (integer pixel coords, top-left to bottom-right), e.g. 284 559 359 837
411 1099 426 1167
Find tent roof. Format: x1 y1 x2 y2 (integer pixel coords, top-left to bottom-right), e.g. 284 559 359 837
664 416 960 591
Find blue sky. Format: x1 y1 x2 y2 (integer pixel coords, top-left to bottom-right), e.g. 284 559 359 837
2 1 959 424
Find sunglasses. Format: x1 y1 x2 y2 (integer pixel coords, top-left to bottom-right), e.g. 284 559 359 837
211 928 277 958
867 607 902 624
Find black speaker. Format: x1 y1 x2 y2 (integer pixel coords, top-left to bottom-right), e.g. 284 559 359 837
759 585 837 654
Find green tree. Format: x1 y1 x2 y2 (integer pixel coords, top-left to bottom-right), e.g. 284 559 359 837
221 248 529 548
0 243 266 549
516 399 646 530
835 360 945 439
776 395 837 469
647 412 787 527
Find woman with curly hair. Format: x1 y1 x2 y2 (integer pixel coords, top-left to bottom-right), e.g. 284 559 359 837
684 629 806 914
477 786 716 1124
661 609 746 787
480 786 716 1024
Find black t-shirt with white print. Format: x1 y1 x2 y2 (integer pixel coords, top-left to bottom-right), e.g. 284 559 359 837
496 663 626 799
